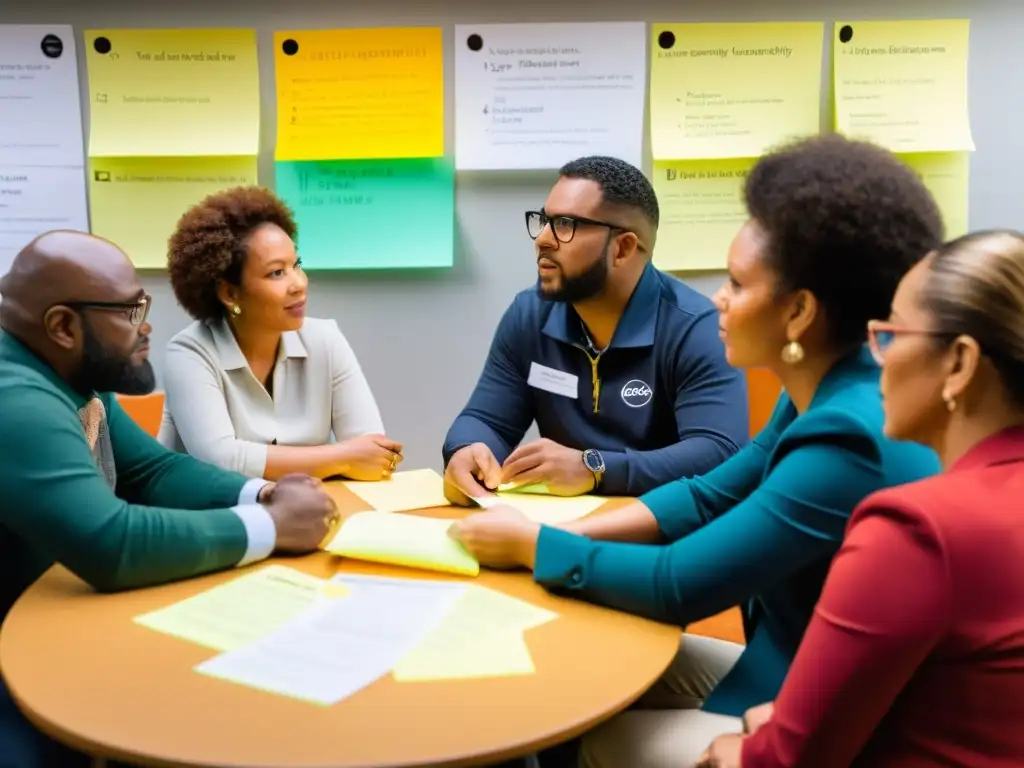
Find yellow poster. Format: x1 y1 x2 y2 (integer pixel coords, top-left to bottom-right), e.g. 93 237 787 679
88 156 258 268
900 153 970 240
650 22 824 160
83 28 260 157
652 158 754 271
833 19 974 152
273 27 444 161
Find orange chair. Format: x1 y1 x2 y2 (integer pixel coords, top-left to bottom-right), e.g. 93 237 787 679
116 392 165 437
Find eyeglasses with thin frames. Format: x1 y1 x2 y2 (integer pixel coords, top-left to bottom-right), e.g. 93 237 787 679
525 210 630 244
63 294 152 327
866 319 947 365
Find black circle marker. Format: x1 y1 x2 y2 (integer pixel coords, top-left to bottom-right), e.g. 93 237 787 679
282 38 299 56
658 31 676 50
467 34 483 52
93 36 112 55
40 34 64 59
838 25 854 44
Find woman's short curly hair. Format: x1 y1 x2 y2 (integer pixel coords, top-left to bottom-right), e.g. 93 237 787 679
167 186 298 323
744 133 944 349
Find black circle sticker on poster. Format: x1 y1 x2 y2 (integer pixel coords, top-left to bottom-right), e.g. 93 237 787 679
282 39 299 56
93 36 112 55
658 31 676 50
40 34 63 59
467 34 483 52
838 25 854 44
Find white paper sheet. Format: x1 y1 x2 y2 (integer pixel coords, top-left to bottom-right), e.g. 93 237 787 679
0 25 85 167
0 25 88 273
454 22 646 170
196 575 466 706
0 166 89 272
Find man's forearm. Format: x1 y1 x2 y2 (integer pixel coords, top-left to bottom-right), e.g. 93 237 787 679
443 415 514 465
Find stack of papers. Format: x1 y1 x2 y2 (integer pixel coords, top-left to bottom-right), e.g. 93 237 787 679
134 568 560 705
340 467 608 525
325 510 480 577
343 468 451 513
393 581 556 681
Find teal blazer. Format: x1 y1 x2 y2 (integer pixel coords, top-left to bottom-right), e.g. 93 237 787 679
533 347 940 716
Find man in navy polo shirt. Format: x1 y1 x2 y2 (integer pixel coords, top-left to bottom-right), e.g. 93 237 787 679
442 156 749 504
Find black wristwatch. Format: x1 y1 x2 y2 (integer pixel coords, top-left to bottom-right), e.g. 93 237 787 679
582 449 605 490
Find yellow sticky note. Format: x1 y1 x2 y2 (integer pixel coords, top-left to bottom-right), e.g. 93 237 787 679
899 153 970 240
88 156 258 268
83 28 260 157
326 511 479 577
392 585 555 681
133 565 327 651
833 20 974 152
273 27 444 161
343 468 450 513
497 482 549 494
650 22 824 160
651 157 753 272
493 491 607 525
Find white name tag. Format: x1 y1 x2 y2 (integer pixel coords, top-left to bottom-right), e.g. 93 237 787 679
528 362 578 399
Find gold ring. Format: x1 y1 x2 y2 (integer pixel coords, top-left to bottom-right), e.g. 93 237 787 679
389 455 398 470
319 513 341 549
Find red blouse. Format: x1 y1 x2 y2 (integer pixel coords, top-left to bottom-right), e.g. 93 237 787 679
741 427 1024 767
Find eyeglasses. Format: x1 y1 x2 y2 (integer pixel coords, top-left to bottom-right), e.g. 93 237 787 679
866 319 946 365
525 210 629 244
64 294 152 327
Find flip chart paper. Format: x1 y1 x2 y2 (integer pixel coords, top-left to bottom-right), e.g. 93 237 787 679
326 511 480 577
453 22 646 170
134 565 327 651
197 575 465 705
83 28 260 157
0 25 86 168
833 20 974 152
0 167 89 274
274 157 454 269
900 153 970 239
0 26 89 272
273 27 444 161
650 22 824 160
88 156 257 269
343 468 450 513
393 585 556 681
652 158 753 271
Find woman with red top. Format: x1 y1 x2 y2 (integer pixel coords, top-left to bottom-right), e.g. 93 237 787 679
699 229 1024 768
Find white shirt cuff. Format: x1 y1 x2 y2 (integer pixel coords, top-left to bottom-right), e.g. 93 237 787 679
237 477 270 506
231 504 277 566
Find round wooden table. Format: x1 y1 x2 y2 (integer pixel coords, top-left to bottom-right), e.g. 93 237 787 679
0 486 681 767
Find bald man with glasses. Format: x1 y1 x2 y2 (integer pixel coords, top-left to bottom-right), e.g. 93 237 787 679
0 230 338 767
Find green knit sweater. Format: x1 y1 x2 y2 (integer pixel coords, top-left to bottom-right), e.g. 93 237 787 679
0 332 253 622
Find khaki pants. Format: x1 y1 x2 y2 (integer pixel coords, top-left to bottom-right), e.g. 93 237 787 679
579 635 745 768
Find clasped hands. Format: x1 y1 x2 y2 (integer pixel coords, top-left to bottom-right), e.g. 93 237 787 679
443 439 595 505
442 439 593 569
258 473 344 554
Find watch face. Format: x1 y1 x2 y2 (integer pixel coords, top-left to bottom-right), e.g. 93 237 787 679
584 450 604 472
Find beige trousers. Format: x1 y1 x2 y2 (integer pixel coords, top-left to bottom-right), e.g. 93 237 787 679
578 634 745 768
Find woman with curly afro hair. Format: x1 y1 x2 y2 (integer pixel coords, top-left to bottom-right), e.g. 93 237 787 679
159 186 403 481
452 134 947 768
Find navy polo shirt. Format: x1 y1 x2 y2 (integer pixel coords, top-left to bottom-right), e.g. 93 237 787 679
442 263 750 496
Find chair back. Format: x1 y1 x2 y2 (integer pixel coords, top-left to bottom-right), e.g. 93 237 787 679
116 393 165 437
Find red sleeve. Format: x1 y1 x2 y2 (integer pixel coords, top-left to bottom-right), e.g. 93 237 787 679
740 496 952 767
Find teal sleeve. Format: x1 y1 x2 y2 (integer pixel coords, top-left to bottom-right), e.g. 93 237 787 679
639 403 787 541
533 416 883 625
103 394 250 509
0 389 249 592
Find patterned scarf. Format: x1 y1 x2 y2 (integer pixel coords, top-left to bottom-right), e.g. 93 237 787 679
78 397 117 490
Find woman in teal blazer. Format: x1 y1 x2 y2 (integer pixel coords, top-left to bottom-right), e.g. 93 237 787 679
450 135 945 768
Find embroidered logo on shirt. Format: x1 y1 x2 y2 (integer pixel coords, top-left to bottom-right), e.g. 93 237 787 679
621 379 653 407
